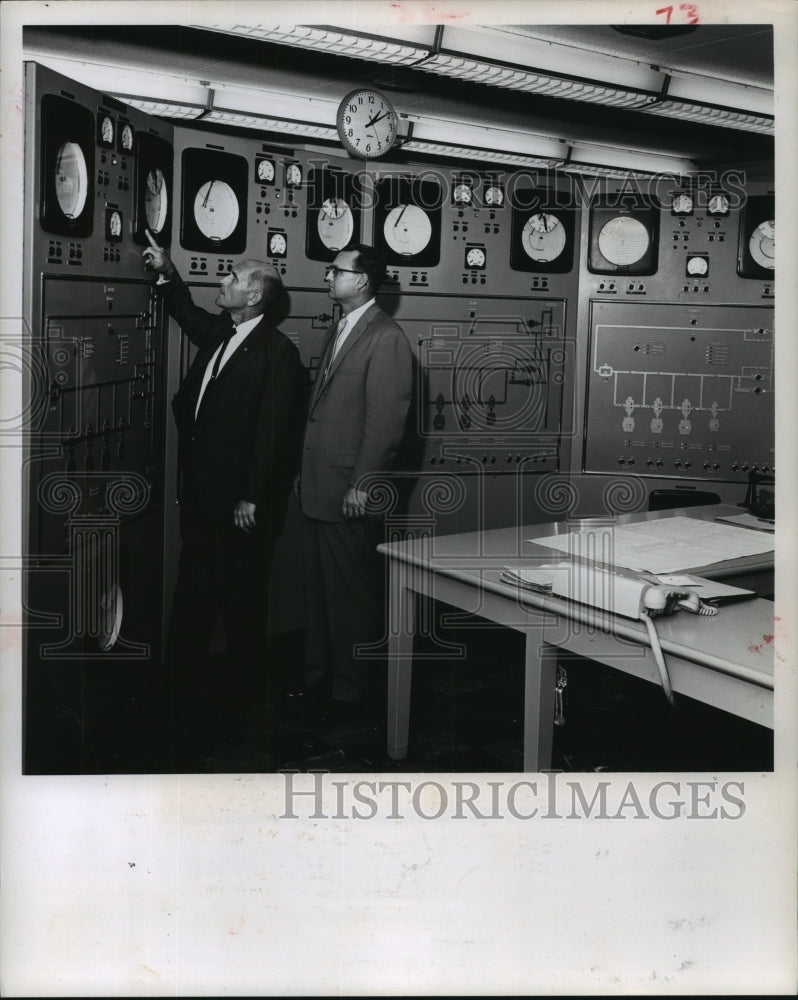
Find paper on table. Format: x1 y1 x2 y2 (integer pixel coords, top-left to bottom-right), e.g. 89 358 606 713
714 511 775 532
527 515 774 574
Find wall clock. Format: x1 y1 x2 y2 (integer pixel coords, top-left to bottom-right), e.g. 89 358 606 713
180 147 248 253
588 197 659 275
133 131 173 245
337 88 398 160
40 93 94 237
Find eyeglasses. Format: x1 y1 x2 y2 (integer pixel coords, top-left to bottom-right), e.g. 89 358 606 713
324 266 363 277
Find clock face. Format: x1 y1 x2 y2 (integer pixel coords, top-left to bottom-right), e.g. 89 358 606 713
521 212 567 262
597 216 650 266
383 204 432 256
54 141 89 220
193 180 239 241
749 219 775 270
268 231 287 257
145 168 168 233
317 197 354 251
337 89 398 160
256 157 275 184
120 124 134 153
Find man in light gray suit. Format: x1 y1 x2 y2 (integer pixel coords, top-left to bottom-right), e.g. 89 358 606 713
296 244 415 709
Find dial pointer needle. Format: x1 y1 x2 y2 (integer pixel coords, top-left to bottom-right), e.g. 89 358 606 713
393 205 407 228
202 180 214 209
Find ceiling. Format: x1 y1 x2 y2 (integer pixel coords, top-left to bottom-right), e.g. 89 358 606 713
23 21 775 172
498 24 774 88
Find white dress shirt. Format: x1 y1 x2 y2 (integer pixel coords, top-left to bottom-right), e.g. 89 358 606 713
195 314 261 416
330 297 375 363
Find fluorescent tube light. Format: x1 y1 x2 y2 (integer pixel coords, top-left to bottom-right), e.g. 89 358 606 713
202 23 773 135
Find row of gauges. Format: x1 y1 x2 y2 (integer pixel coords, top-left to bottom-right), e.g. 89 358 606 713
41 94 172 243
39 93 775 278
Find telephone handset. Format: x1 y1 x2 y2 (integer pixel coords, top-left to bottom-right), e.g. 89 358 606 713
641 585 717 617
640 585 717 708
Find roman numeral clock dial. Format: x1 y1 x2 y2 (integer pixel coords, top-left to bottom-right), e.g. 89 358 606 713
336 89 398 160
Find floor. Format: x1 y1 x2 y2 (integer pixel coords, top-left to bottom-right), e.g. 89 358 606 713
25 615 773 775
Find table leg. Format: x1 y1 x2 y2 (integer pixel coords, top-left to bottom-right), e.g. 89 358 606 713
523 634 558 772
387 575 416 760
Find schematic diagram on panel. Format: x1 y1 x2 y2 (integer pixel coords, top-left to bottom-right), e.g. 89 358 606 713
584 303 775 480
591 323 773 435
418 301 569 470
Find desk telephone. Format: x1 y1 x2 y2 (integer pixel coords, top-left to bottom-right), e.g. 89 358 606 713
548 565 718 707
548 564 718 620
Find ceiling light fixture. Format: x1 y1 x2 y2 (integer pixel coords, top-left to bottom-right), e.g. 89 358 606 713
204 23 773 135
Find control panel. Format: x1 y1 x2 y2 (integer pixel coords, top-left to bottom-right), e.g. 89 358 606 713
583 301 774 481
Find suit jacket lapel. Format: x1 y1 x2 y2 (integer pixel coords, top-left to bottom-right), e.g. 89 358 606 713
209 316 268 387
312 304 378 406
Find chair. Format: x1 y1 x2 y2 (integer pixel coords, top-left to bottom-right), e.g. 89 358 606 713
648 489 721 512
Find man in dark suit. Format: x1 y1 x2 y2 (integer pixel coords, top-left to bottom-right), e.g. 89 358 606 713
297 244 415 709
142 244 305 706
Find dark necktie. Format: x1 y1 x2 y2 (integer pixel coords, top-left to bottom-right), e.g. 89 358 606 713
196 327 235 416
209 326 235 382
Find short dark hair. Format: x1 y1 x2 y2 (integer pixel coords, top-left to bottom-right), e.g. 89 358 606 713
349 244 386 294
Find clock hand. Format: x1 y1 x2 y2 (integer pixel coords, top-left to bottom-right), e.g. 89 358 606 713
366 110 389 128
393 205 407 228
202 181 214 209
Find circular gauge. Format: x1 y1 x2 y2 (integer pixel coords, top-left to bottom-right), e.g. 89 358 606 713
465 246 486 268
54 141 89 220
193 180 240 241
453 183 473 206
749 219 775 270
145 168 168 233
484 186 504 208
672 193 693 215
317 197 354 251
100 115 114 145
285 163 303 187
109 210 122 237
707 194 729 216
268 232 287 256
383 204 432 256
257 158 275 183
597 215 649 266
686 254 708 276
337 88 398 160
521 212 567 262
120 124 134 152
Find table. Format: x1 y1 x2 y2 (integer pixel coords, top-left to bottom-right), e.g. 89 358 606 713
377 505 775 771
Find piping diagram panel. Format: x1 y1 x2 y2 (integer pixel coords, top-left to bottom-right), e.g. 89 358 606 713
583 301 774 482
